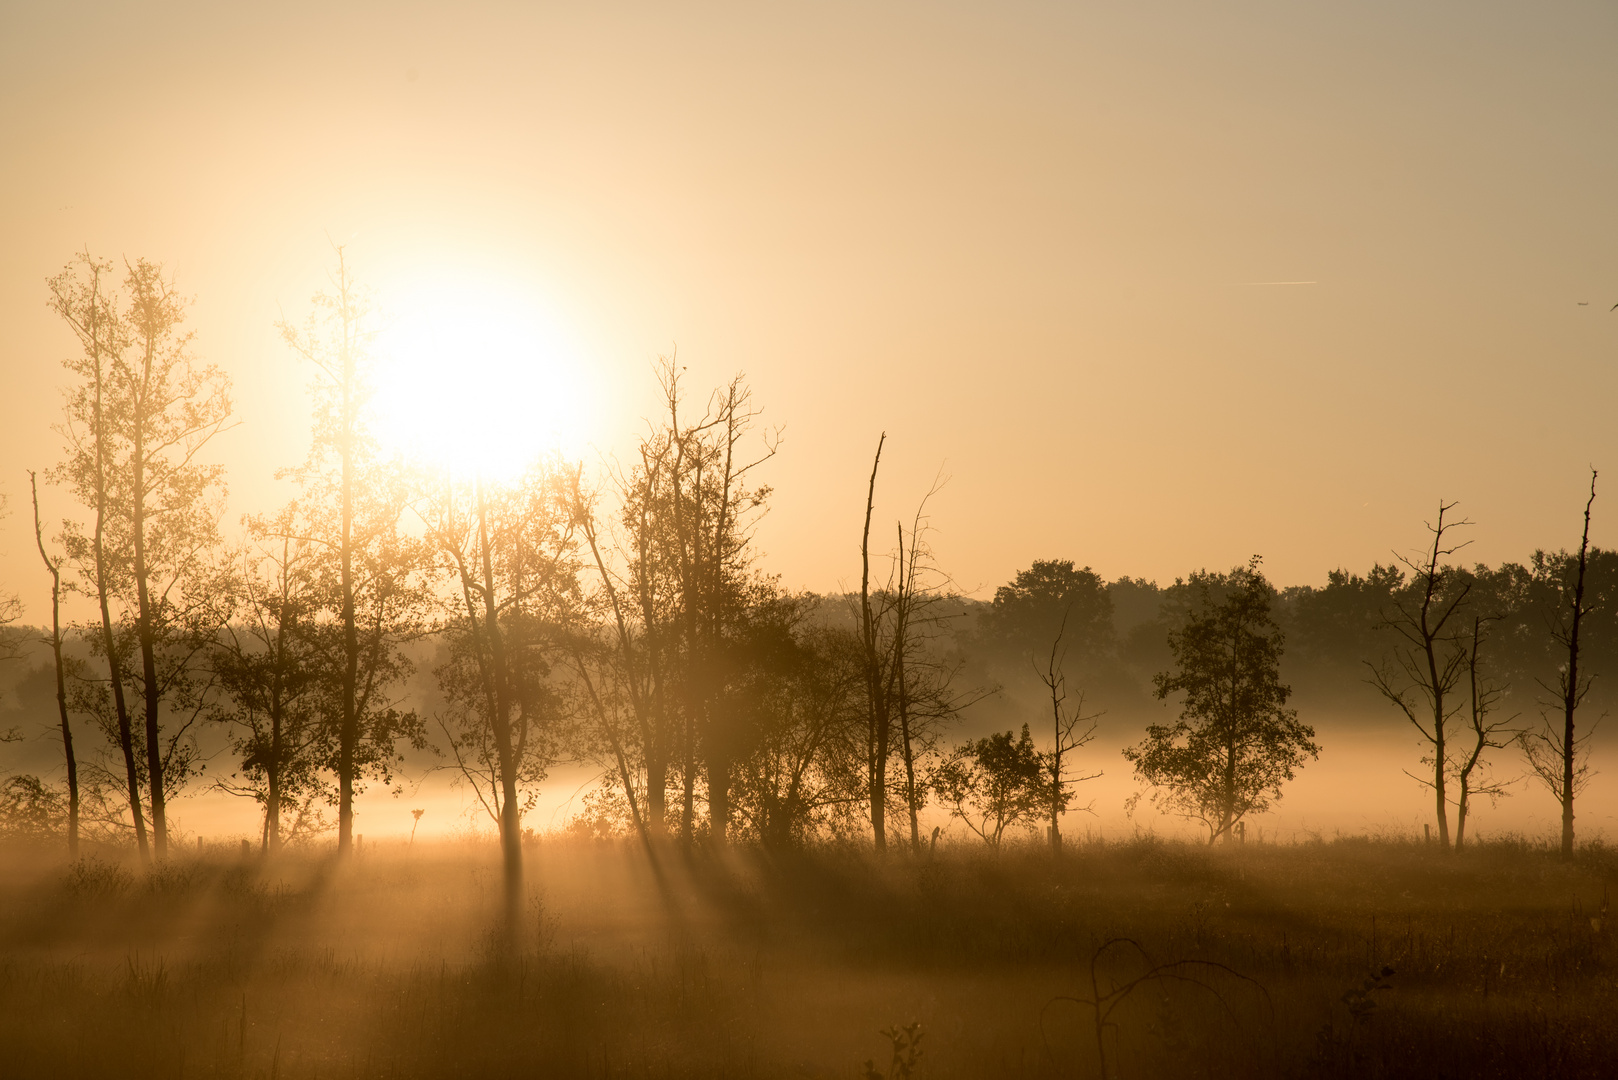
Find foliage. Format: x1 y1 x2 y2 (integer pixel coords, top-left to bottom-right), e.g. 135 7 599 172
276 251 431 845
47 252 234 856
0 775 66 841
209 504 334 850
729 617 868 849
978 559 1114 662
929 725 1050 847
1126 558 1317 843
422 460 583 838
862 1022 924 1080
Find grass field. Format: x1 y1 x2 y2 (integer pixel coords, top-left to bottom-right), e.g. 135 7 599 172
0 835 1613 1079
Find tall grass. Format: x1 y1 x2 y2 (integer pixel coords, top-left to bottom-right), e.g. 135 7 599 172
0 834 1613 1077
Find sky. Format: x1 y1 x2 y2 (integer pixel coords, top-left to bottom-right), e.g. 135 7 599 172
3 0 1617 617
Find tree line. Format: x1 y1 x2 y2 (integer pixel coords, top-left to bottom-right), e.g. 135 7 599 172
0 250 1607 926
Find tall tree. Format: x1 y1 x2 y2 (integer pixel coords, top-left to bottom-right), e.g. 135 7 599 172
859 433 891 853
30 472 80 854
48 252 146 857
1126 557 1317 844
569 470 665 850
50 254 231 860
885 501 979 853
853 442 977 853
120 259 232 858
1368 502 1473 852
211 505 331 852
1520 470 1598 858
279 249 425 854
420 461 580 924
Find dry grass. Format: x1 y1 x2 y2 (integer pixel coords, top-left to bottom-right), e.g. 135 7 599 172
0 834 1613 1078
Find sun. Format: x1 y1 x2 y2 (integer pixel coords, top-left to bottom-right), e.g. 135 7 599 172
370 274 597 481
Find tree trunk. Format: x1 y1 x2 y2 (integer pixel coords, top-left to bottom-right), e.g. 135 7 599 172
475 478 523 927
861 434 888 853
32 473 79 857
337 262 359 858
131 399 168 860
1560 472 1595 859
91 333 148 861
894 524 920 854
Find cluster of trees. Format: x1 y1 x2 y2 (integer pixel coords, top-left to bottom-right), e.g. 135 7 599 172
964 495 1610 852
0 249 1608 929
0 251 1018 927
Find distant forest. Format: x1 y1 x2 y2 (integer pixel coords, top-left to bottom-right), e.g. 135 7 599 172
960 552 1618 717
0 251 1608 890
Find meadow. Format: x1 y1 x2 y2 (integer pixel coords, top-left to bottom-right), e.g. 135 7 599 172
0 834 1613 1079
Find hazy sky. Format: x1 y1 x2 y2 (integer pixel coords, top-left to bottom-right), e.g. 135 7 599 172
3 0 1615 614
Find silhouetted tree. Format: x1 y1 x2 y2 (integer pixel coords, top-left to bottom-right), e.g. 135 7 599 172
728 610 867 850
29 472 79 854
47 252 147 856
980 559 1114 662
210 505 331 852
50 254 232 860
1520 471 1598 858
420 460 580 923
886 491 979 853
855 445 977 853
1368 502 1473 852
1127 557 1316 844
279 249 427 854
1453 615 1515 848
930 725 1049 848
859 433 892 852
1037 610 1101 851
1282 564 1405 694
568 472 664 851
573 361 775 845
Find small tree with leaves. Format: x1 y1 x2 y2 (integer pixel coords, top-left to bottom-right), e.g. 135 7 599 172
210 504 334 852
1126 557 1316 844
930 724 1049 848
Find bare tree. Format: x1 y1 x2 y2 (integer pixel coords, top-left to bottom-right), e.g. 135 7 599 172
853 442 979 853
1452 616 1516 848
1520 470 1598 858
568 470 663 853
859 433 892 853
1368 502 1472 852
888 496 981 853
30 472 80 854
1037 609 1102 852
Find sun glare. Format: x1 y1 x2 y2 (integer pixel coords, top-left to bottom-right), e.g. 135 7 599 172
371 275 596 481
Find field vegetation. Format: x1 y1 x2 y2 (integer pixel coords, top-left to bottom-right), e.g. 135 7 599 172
3 250 1617 1077
1 833 1614 1079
